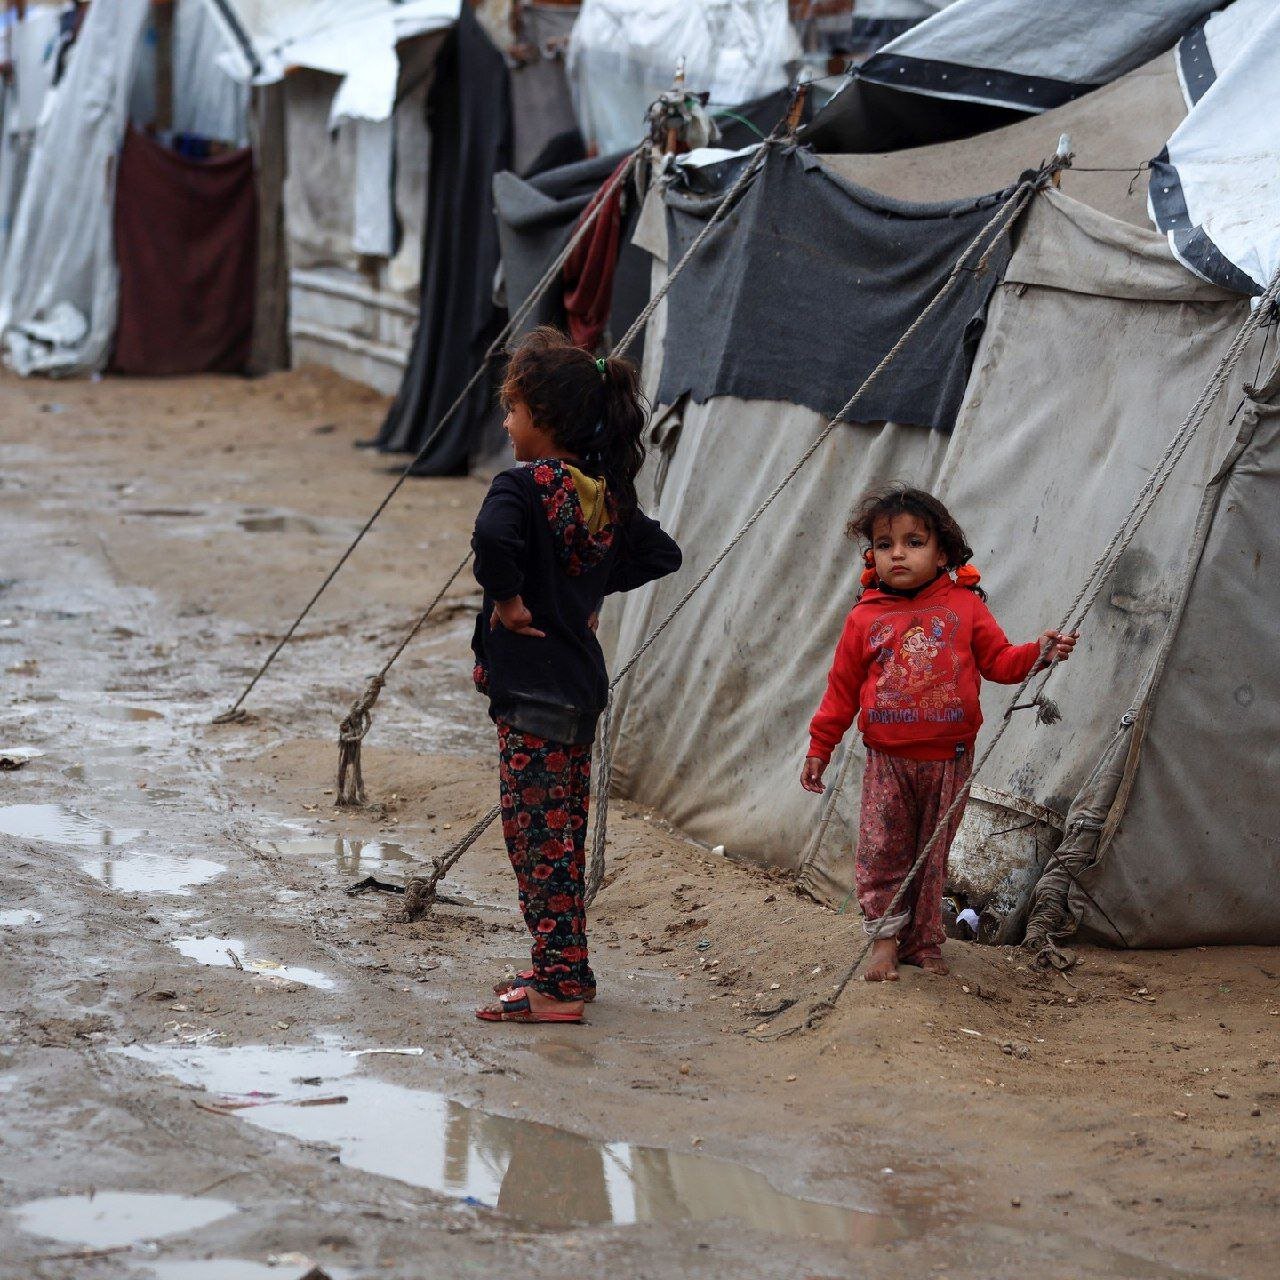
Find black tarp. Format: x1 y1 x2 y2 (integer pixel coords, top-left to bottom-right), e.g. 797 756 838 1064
656 146 1015 429
374 6 512 474
492 88 804 365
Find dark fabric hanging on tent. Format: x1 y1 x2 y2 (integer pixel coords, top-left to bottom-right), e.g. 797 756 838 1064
374 5 512 473
657 146 1015 429
111 126 257 376
493 88 802 359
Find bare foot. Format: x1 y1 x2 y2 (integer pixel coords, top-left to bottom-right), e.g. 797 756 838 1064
900 953 949 976
863 938 899 982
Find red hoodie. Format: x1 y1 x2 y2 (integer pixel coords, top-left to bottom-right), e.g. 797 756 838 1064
808 574 1041 764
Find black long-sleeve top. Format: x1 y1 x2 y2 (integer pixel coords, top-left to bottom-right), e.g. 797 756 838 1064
471 461 682 744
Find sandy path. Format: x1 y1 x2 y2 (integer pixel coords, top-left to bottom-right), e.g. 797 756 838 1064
0 367 1275 1280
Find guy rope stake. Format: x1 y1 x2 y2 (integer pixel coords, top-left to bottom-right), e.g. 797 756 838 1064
400 142 1061 921
212 142 647 727
759 260 1280 1041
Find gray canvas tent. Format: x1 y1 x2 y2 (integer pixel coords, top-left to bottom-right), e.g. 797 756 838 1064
601 39 1280 948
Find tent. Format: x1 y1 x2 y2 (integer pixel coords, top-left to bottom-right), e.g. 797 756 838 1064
566 0 800 156
600 18 1280 948
0 0 285 377
804 0 1222 152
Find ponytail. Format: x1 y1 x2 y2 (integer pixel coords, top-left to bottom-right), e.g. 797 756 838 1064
595 354 645 519
502 325 649 519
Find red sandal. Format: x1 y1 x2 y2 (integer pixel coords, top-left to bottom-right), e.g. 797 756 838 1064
493 969 596 1003
475 986 584 1024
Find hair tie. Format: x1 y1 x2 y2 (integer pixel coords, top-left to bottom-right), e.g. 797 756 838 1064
594 357 607 375
955 563 982 587
860 547 877 588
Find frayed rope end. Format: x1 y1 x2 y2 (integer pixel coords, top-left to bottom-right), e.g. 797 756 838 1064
1035 696 1062 726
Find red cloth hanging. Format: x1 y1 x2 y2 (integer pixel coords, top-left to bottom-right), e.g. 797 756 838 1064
111 127 257 375
561 156 628 352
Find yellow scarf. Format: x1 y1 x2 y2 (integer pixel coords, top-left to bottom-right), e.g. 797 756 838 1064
565 464 609 534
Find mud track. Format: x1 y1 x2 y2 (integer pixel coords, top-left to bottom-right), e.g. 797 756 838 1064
0 368 1275 1279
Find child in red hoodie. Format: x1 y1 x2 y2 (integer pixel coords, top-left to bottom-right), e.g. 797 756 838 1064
801 486 1076 983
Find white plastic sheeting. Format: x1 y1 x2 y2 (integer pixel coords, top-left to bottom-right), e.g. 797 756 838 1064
1150 0 1280 295
0 0 151 376
567 0 800 155
201 0 460 123
858 0 1220 112
0 5 65 269
129 1 250 145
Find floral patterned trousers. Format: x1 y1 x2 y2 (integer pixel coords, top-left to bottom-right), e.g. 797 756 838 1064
855 746 972 964
497 722 595 1000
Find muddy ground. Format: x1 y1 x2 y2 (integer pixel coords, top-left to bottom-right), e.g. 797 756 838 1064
0 366 1276 1280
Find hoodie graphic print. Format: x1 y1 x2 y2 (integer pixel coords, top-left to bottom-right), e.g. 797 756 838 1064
808 574 1041 763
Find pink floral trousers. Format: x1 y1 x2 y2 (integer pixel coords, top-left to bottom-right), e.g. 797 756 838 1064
855 746 972 964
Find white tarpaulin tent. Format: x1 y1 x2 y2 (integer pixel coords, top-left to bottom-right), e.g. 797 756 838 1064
566 0 800 155
0 0 258 377
1149 0 1280 295
202 0 460 123
0 4 65 271
0 0 151 376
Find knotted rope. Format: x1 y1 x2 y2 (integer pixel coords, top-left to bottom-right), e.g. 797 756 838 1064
336 554 473 805
404 148 1052 918
760 261 1280 1039
213 143 648 727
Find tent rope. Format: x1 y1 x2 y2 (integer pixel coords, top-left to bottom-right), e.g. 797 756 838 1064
760 260 1280 1040
407 151 1054 918
397 123 789 915
212 142 648 726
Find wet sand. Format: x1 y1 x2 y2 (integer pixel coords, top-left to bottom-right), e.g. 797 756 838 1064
0 367 1275 1279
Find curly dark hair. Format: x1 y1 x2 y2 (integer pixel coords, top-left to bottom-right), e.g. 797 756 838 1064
847 484 984 597
500 325 647 518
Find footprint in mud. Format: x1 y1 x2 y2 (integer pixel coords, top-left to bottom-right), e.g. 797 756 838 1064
236 513 322 535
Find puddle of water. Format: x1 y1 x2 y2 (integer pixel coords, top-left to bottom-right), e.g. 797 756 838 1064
81 853 226 896
255 834 421 881
0 803 137 847
171 937 336 990
237 514 321 535
120 1044 912 1245
0 906 41 926
148 1262 352 1280
98 705 164 722
0 908 42 927
11 1191 236 1250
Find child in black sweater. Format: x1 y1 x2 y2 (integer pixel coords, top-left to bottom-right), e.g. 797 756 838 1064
472 326 681 1023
